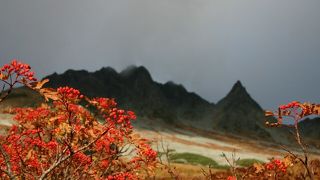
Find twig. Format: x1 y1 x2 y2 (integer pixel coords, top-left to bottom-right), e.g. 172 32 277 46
39 128 110 180
293 120 314 180
0 145 16 180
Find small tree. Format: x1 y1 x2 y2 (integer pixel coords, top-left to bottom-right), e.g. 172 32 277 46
265 101 320 180
0 60 157 179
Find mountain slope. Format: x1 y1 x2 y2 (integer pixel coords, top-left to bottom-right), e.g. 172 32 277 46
298 117 320 147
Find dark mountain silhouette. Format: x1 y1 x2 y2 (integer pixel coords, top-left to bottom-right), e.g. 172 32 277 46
2 65 319 144
44 66 278 140
211 81 273 140
44 66 215 123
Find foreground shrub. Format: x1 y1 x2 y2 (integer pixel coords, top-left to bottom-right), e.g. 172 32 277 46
265 101 320 180
0 60 157 179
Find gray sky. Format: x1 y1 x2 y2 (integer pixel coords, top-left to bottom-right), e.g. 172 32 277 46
0 0 320 109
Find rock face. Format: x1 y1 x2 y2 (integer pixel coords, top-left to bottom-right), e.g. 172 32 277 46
44 66 215 123
212 81 272 139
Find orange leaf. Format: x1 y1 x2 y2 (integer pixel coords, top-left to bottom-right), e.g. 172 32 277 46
88 129 97 138
264 110 274 117
0 73 8 81
36 79 49 89
253 163 264 173
39 88 59 101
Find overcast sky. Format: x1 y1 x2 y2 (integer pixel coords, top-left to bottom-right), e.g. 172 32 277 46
0 0 320 109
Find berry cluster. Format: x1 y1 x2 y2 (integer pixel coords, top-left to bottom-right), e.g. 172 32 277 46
57 86 84 101
92 97 117 110
265 159 287 173
279 101 300 110
0 59 37 82
226 176 237 180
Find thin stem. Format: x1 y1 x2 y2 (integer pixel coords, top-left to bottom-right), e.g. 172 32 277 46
0 145 15 180
293 118 314 180
0 85 12 103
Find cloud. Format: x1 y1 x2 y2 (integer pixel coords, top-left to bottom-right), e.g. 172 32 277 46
0 0 320 109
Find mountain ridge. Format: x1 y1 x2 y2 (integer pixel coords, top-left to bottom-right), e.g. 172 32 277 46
1 65 319 145
44 65 215 124
43 66 279 141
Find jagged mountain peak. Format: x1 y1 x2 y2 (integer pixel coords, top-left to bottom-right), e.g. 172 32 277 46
225 80 250 99
230 80 245 92
217 81 261 110
97 67 117 74
213 80 270 139
120 65 152 81
64 69 89 75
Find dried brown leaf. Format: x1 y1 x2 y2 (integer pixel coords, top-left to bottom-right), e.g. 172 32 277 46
35 79 49 89
39 88 59 101
265 111 274 117
253 163 264 174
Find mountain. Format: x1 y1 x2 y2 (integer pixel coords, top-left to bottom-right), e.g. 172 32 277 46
2 65 318 145
44 66 215 124
211 81 273 140
44 67 281 141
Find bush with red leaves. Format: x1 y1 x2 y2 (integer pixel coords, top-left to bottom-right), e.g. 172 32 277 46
0 60 157 179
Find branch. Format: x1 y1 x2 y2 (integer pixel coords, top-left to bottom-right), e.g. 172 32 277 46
293 121 314 180
0 145 15 180
0 85 12 103
39 128 110 180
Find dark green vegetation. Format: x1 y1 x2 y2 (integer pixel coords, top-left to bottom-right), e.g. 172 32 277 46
236 158 264 167
169 152 228 169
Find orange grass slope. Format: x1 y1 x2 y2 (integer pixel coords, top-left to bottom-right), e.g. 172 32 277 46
149 157 320 180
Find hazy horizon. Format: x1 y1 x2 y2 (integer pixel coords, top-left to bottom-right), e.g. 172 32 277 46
1 0 320 109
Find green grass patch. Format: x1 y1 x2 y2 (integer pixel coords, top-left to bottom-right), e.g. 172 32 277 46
169 152 227 169
236 158 264 167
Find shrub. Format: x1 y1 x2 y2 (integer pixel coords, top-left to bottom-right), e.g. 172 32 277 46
265 101 320 180
0 60 157 179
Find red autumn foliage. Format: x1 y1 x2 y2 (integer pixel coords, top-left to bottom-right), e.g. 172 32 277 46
265 159 287 173
265 101 320 180
0 60 157 179
2 60 320 180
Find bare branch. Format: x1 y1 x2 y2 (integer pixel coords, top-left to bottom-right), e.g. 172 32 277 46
0 145 15 180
